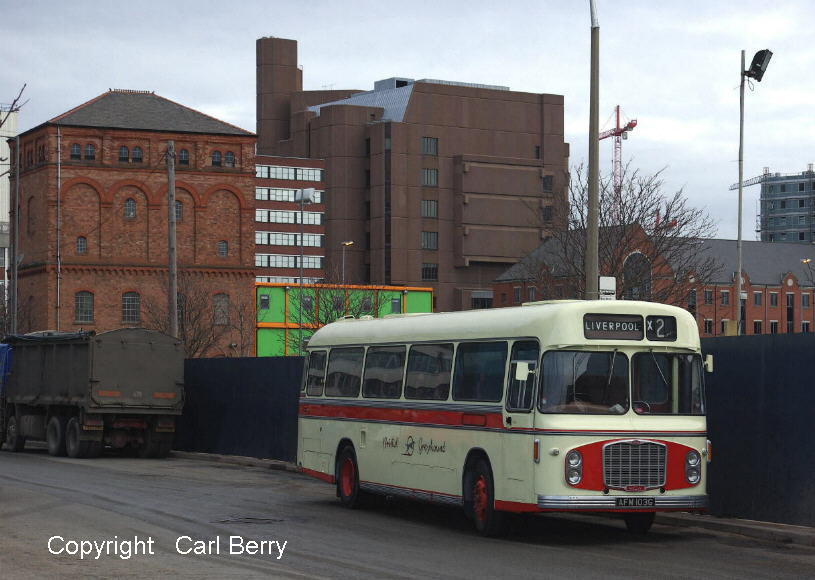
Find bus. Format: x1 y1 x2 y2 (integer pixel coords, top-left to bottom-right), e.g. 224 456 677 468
297 300 710 535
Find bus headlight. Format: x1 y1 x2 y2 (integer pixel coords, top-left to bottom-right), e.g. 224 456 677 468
565 450 582 485
685 450 702 484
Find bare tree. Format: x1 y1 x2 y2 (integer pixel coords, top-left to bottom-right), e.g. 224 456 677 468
285 281 379 355
525 163 720 306
143 272 252 358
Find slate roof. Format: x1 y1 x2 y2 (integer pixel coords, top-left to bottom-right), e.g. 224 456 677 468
695 239 815 286
45 89 252 136
496 235 815 287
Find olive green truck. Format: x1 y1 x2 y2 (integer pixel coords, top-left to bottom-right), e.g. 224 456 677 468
0 328 184 458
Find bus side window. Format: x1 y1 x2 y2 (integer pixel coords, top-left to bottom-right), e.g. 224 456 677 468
452 342 508 403
325 347 364 398
405 343 453 400
506 340 540 412
306 350 327 396
363 346 406 399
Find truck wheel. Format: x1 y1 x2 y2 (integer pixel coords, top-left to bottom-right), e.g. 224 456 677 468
47 416 68 456
138 430 160 458
5 416 26 452
65 417 90 459
464 458 506 537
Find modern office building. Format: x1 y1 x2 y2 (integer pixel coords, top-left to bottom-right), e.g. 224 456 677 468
756 165 815 243
255 154 326 283
256 37 569 311
8 90 257 356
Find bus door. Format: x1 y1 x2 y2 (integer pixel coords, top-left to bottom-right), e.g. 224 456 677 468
502 340 540 501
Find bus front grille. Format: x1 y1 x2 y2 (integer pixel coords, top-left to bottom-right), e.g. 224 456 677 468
603 440 666 490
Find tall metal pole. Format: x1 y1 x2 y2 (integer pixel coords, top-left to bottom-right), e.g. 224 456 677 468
167 141 178 339
736 50 745 335
55 127 62 331
585 0 601 300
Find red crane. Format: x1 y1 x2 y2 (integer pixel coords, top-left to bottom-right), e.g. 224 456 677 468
599 105 637 222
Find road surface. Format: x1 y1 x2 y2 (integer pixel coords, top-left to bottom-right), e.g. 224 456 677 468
1 449 813 579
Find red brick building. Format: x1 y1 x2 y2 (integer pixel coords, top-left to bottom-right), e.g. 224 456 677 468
493 235 815 337
254 155 326 283
9 89 257 356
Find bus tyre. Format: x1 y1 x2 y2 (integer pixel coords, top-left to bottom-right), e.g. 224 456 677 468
624 512 655 534
65 417 91 459
46 416 68 456
466 458 506 537
5 416 26 452
337 446 363 509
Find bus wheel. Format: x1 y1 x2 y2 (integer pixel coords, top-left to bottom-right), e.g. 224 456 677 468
46 416 68 456
5 416 26 452
467 459 505 536
337 446 363 509
624 512 655 534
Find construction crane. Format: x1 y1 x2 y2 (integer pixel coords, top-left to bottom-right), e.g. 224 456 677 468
729 167 770 190
599 106 637 222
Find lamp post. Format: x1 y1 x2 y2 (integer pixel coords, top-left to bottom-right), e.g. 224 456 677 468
341 240 354 284
295 187 315 355
585 0 601 300
737 49 772 334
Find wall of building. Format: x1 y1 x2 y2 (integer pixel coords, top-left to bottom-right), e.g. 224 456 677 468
11 124 257 356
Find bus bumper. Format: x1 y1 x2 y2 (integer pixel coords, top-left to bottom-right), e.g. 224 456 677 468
537 494 708 511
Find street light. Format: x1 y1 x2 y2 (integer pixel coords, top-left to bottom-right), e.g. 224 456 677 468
295 187 315 355
341 240 354 285
736 48 772 335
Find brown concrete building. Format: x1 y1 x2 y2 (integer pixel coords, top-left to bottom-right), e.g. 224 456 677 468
257 37 569 311
9 89 257 356
254 154 326 283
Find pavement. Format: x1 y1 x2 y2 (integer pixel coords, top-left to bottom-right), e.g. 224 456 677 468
171 450 815 548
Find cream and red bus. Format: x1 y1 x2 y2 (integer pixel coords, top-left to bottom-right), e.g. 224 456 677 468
297 300 709 535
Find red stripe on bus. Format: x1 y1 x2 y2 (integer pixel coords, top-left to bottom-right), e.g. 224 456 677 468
299 403 505 429
494 500 540 513
301 467 335 484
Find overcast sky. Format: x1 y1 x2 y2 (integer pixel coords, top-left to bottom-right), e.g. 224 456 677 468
3 1 813 240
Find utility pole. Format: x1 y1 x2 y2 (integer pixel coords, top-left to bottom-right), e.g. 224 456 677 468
167 141 178 339
585 0 600 300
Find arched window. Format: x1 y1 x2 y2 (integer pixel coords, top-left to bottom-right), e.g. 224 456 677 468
224 151 235 167
217 240 228 257
74 291 94 323
213 293 229 325
119 146 129 162
70 143 81 160
124 198 136 219
623 253 652 301
175 200 183 222
76 236 87 254
132 146 143 163
211 150 222 167
84 143 95 160
122 292 140 323
179 149 190 165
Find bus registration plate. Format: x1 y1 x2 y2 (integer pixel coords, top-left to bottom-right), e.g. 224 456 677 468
615 497 655 507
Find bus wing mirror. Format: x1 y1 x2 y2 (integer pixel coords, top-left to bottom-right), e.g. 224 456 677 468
514 362 530 382
704 354 714 373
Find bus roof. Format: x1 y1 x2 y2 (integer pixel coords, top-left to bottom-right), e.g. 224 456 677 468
307 300 700 350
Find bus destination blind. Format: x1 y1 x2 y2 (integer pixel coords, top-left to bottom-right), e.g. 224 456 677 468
583 314 643 340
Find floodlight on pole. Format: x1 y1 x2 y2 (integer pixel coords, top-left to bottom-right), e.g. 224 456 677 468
736 49 772 335
296 188 315 355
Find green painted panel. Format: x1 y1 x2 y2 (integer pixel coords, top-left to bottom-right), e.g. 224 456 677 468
256 287 287 323
378 291 402 317
406 290 433 313
256 328 286 357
